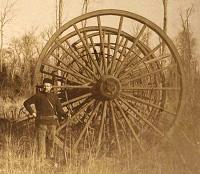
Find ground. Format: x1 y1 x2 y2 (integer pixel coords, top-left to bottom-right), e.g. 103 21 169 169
0 96 200 174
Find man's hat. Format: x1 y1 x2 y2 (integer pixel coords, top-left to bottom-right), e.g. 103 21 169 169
43 78 53 84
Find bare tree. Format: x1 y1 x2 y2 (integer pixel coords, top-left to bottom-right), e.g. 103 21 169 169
161 0 168 54
177 7 194 76
7 31 40 95
40 0 63 43
0 0 16 72
81 0 90 27
180 7 193 64
82 0 89 15
176 6 197 106
40 26 55 44
56 0 63 85
162 0 168 34
56 0 63 30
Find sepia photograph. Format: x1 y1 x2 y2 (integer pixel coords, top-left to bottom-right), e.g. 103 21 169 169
0 0 200 173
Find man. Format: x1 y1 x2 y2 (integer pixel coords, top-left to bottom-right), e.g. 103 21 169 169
24 78 67 160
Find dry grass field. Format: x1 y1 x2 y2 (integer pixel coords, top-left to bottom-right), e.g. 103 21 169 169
0 93 200 174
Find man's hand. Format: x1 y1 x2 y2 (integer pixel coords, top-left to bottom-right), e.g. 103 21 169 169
31 113 36 118
65 111 71 119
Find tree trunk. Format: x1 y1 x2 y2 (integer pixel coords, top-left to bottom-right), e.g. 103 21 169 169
82 0 89 27
58 0 63 28
162 0 168 54
0 23 3 72
56 0 63 86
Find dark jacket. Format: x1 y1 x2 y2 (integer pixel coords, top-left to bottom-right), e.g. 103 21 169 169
24 91 66 125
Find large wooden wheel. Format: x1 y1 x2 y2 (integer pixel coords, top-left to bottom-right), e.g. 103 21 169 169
34 9 185 155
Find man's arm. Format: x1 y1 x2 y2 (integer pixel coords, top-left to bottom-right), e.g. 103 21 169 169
55 96 67 119
23 95 36 116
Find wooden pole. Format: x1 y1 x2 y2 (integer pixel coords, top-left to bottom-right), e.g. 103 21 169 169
162 0 168 54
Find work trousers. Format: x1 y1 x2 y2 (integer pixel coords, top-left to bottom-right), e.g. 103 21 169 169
36 124 56 160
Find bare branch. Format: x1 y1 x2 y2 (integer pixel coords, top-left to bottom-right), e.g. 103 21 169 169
0 0 17 25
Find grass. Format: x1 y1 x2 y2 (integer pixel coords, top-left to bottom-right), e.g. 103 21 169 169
0 126 199 174
0 87 200 174
0 96 25 120
0 134 126 174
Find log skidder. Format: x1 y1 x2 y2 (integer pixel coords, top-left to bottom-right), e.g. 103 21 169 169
34 9 185 157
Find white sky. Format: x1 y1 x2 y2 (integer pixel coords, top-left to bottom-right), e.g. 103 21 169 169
1 0 200 54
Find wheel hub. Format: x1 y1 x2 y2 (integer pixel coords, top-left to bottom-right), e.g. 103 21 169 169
99 76 121 99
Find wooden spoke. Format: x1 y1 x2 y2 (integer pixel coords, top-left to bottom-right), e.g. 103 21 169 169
66 78 86 86
143 43 162 60
73 101 101 150
114 99 145 151
110 16 124 74
97 101 108 148
65 40 93 73
57 99 95 133
122 87 180 91
107 33 111 65
97 16 108 74
109 101 121 153
42 62 94 83
120 64 175 82
115 24 147 77
125 112 141 134
118 97 164 136
54 136 72 152
51 53 69 68
62 93 93 106
118 36 125 45
142 54 170 65
120 92 177 116
114 109 130 140
73 24 103 76
119 43 163 79
76 32 96 72
55 40 99 80
64 65 93 83
52 84 92 89
42 63 86 85
118 49 143 75
65 41 92 78
125 53 171 74
107 36 125 71
40 67 69 81
64 41 80 60
114 38 129 74
88 39 103 76
68 68 90 84
118 54 170 78
57 40 95 77
89 36 99 71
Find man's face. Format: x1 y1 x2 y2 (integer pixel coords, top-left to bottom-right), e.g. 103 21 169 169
43 82 52 93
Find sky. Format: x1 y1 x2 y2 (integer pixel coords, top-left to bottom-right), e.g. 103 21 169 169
0 0 199 55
